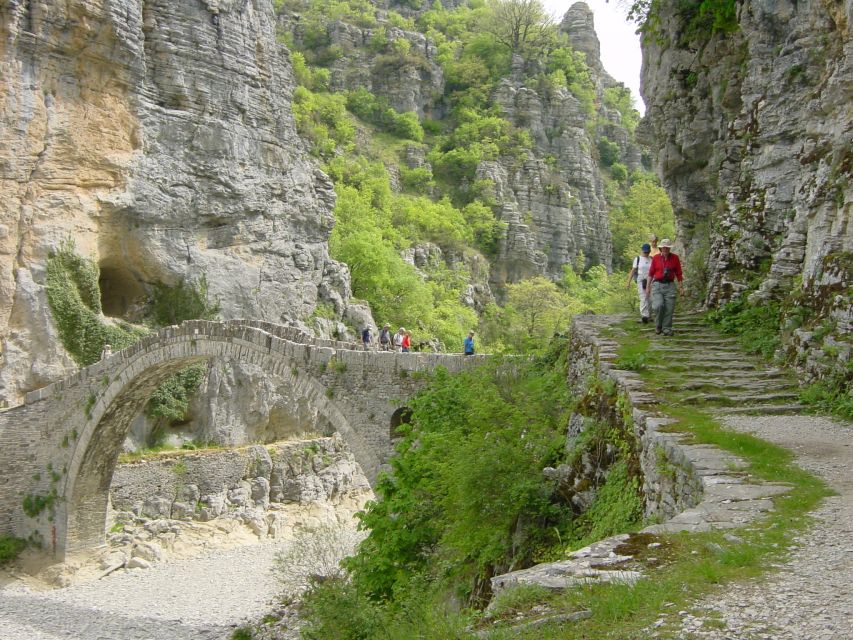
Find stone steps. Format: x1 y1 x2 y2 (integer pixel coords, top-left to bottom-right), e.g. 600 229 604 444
648 361 761 372
715 403 807 416
677 391 801 406
679 380 799 393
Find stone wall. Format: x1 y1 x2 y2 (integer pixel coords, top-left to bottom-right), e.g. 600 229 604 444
491 314 790 596
567 316 703 521
110 438 370 535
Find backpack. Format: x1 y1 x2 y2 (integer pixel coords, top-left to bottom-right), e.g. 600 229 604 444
362 328 370 342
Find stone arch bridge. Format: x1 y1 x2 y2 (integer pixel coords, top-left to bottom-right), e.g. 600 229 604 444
0 320 483 558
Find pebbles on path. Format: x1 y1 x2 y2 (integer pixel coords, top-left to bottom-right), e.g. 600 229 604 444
666 414 853 640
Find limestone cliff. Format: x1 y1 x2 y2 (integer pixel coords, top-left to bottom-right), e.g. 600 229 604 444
280 1 641 292
0 0 364 403
640 0 852 380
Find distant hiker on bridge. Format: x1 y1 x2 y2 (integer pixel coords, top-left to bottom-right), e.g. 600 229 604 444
645 239 684 336
394 328 405 352
361 326 373 351
627 243 653 324
402 330 412 353
100 343 112 360
379 324 392 351
464 331 475 355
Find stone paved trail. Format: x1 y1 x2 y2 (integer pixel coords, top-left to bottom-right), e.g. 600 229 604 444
0 537 288 640
637 313 853 640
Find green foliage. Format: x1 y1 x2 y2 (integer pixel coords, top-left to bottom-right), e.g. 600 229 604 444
569 461 644 549
149 275 220 327
399 166 435 194
230 627 254 640
327 156 479 348
707 296 782 360
344 88 424 142
608 174 676 270
299 576 386 640
145 364 207 424
22 491 58 518
629 0 739 44
293 86 357 158
45 239 148 366
799 364 853 421
346 349 573 603
596 137 620 167
484 0 555 58
0 535 26 566
547 47 596 115
603 86 640 134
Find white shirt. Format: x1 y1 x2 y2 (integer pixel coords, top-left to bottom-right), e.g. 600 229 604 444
634 255 652 281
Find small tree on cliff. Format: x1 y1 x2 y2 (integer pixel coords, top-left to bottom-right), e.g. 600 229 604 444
485 0 555 57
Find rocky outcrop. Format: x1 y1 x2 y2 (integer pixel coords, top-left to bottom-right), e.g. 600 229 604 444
639 0 852 380
0 0 363 403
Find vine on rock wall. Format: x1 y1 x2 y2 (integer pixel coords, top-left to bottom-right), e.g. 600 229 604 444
46 239 148 366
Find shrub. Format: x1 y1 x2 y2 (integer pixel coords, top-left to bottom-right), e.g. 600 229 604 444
149 274 220 327
345 349 574 602
0 535 26 566
145 363 207 424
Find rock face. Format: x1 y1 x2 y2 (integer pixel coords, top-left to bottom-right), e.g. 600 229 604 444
0 0 362 403
486 2 640 285
639 0 852 379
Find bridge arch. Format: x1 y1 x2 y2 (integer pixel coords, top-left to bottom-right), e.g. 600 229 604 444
59 327 378 556
0 320 482 558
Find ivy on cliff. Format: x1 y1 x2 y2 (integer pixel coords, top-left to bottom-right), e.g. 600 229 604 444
46 239 148 366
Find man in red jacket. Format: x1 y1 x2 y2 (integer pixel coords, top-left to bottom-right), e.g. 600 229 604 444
645 238 684 336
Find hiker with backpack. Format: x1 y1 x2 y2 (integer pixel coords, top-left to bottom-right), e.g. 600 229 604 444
378 324 392 351
361 326 373 350
627 243 653 324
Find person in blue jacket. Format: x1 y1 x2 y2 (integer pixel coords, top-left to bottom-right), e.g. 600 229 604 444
463 331 475 355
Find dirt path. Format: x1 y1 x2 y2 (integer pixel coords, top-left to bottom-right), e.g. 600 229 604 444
670 414 853 640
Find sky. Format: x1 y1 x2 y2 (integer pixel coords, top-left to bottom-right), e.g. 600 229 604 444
542 0 644 113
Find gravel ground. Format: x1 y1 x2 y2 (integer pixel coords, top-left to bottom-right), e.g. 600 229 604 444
0 538 288 640
669 414 853 640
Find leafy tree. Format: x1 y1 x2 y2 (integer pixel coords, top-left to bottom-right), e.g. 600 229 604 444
503 276 570 350
608 174 675 269
484 0 554 56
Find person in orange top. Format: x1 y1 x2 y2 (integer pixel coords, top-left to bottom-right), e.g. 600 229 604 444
645 239 684 336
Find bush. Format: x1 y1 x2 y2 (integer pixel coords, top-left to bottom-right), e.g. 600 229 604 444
708 296 782 360
145 363 207 425
345 349 574 603
150 275 220 327
597 137 621 167
0 535 27 566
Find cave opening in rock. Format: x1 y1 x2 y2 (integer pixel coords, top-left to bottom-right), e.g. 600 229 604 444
99 263 147 320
